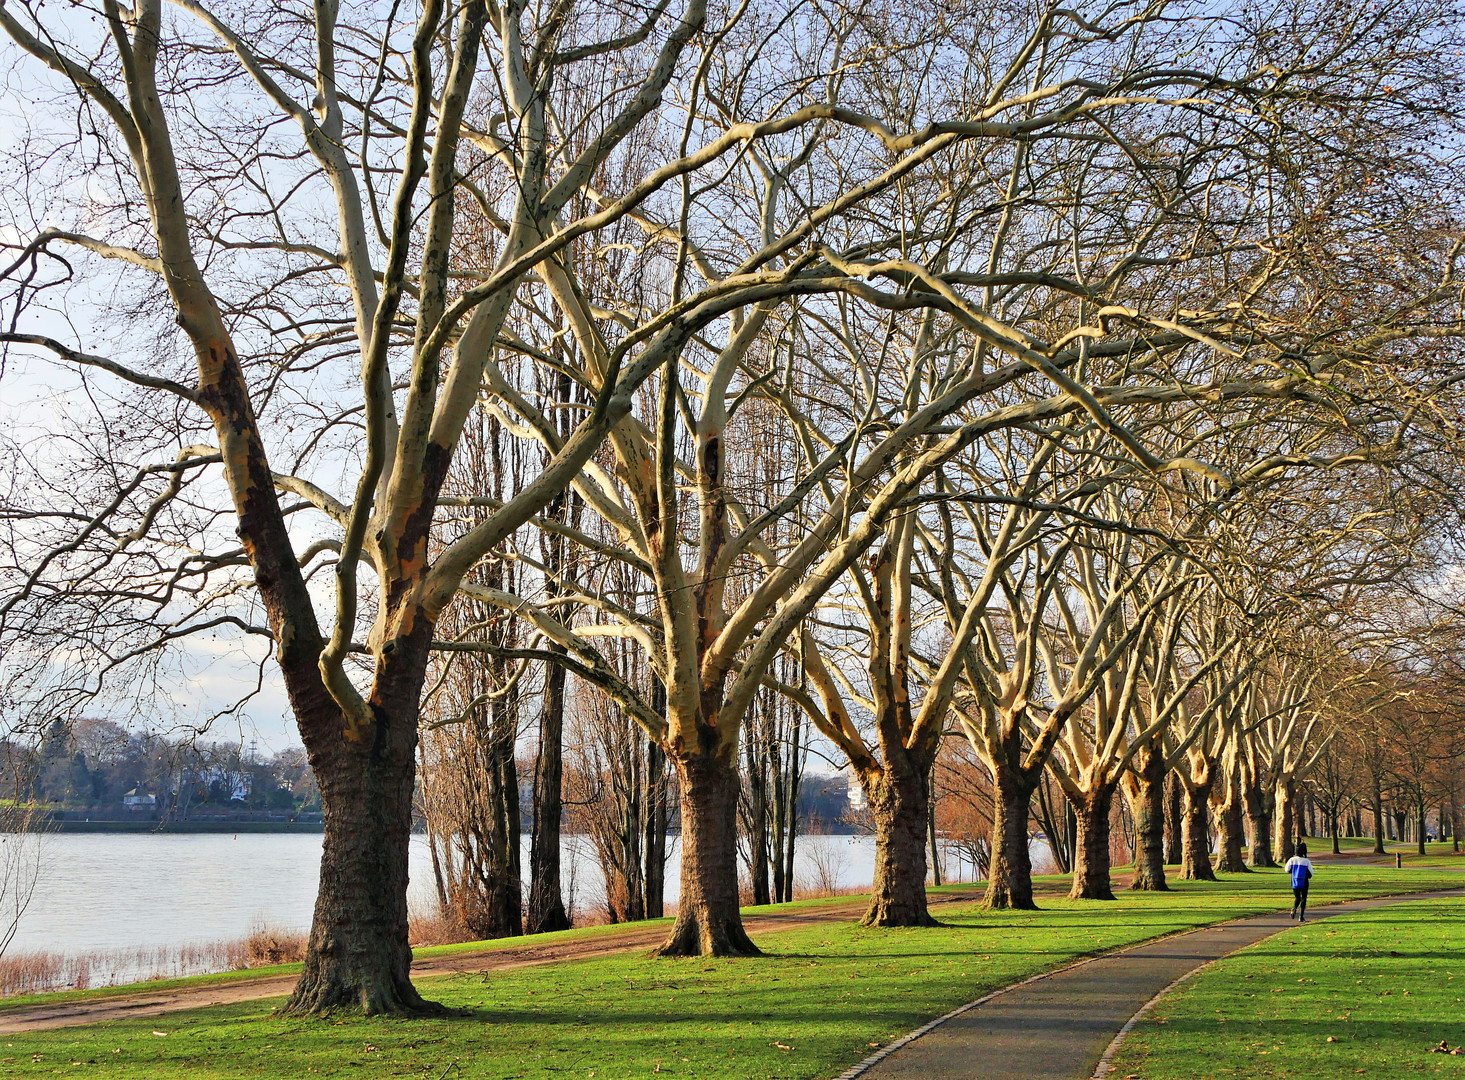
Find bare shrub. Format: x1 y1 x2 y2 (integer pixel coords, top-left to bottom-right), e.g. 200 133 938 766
407 908 475 949
1030 841 1064 877
796 836 851 898
240 924 306 967
944 837 992 883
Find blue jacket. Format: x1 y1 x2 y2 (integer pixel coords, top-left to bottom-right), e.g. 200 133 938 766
1286 856 1313 888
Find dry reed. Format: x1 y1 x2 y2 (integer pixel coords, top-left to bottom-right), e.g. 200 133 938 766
0 921 307 998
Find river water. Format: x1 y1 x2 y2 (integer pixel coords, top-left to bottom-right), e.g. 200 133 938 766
6 831 1040 977
8 832 898 957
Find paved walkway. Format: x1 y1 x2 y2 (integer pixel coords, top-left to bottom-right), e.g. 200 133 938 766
845 887 1465 1080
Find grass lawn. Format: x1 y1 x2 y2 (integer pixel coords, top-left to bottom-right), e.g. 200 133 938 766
1108 895 1465 1079
1309 840 1465 868
2 867 1461 1079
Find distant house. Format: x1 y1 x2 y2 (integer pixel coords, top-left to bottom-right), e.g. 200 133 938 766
845 772 867 810
122 787 156 810
188 766 252 803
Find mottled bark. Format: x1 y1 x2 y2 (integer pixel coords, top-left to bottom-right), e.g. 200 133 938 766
1164 771 1183 865
1180 779 1216 881
863 765 939 926
1243 775 1276 868
1069 784 1117 900
286 628 434 1014
1216 772 1249 874
482 691 524 939
1274 779 1296 862
656 752 759 956
986 769 1038 910
1125 748 1169 891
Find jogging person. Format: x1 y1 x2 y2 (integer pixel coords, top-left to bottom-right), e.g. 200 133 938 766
1285 842 1314 921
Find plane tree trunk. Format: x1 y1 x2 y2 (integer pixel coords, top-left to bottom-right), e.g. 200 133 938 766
986 765 1039 910
657 750 759 956
1215 762 1249 874
1180 771 1217 882
287 626 436 1015
1274 778 1297 862
1242 766 1276 868
863 757 939 926
1069 783 1118 900
1124 747 1169 891
1164 772 1183 865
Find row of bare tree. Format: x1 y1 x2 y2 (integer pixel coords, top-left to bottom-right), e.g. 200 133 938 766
2 0 1464 1014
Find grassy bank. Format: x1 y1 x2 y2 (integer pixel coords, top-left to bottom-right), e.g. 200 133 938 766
1108 895 1465 1079
2 866 1462 1079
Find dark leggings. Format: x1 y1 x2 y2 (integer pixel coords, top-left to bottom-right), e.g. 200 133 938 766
1292 883 1309 918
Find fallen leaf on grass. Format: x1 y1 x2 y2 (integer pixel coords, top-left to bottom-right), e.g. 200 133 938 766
150 1031 168 1037
774 1042 795 1051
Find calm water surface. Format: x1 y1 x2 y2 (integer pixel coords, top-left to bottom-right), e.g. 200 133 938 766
11 832 886 956
12 831 1049 959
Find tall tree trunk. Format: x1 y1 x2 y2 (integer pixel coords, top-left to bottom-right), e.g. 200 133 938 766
985 768 1037 910
782 708 802 903
1125 748 1169 891
1164 771 1183 865
770 754 787 905
1371 772 1386 852
1274 779 1296 862
1216 771 1249 873
1180 780 1216 881
863 763 938 926
644 738 668 918
1417 795 1428 856
286 643 432 1014
1064 799 1078 875
1243 774 1276 868
1069 784 1117 900
744 712 772 906
656 753 759 956
526 650 570 934
928 761 944 889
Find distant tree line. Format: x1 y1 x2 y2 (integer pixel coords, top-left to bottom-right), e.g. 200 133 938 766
0 719 318 819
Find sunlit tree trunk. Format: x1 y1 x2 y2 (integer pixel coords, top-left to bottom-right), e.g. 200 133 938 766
986 767 1039 909
1180 766 1216 882
1124 746 1169 891
1069 784 1118 900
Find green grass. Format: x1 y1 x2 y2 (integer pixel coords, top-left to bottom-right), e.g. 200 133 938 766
0 890 896 1012
1109 895 1465 1079
1308 840 1465 867
1 867 1461 1079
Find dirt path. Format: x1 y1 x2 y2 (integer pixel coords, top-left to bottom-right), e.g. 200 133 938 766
0 888 997 1033
842 886 1465 1080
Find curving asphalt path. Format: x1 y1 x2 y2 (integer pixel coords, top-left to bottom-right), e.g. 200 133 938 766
841 885 1465 1080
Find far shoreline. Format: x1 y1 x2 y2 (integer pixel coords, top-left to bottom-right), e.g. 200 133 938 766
36 819 325 834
